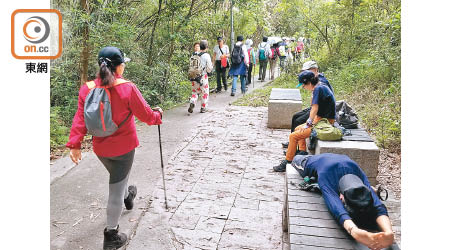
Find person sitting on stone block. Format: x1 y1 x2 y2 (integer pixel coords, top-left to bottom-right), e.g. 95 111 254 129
292 153 395 250
281 60 334 149
273 70 336 172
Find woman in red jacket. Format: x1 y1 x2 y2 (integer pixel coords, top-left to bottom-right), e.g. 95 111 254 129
66 46 162 250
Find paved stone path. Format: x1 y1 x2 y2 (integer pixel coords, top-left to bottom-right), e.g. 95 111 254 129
127 106 288 250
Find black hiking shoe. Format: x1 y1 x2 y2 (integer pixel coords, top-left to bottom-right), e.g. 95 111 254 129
188 103 195 113
281 142 289 148
124 185 137 210
200 107 206 113
231 92 235 96
103 226 127 250
273 159 290 172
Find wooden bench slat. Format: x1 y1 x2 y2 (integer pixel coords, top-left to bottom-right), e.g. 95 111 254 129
288 193 324 203
290 234 355 249
288 208 335 220
289 217 341 229
290 225 350 239
288 201 330 212
290 243 351 250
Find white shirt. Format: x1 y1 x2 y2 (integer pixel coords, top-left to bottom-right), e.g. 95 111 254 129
199 52 213 75
234 41 249 66
258 42 272 58
213 45 230 61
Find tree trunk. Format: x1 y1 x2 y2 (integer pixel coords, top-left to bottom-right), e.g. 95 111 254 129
147 0 163 66
80 0 89 86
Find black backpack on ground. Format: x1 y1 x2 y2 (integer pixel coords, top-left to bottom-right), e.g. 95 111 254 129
231 44 243 65
335 100 359 129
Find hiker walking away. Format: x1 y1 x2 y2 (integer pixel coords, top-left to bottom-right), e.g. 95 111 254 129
245 39 256 86
274 70 335 172
188 40 213 113
257 36 271 82
228 35 249 96
291 153 395 249
278 38 288 73
212 36 230 93
268 42 279 80
289 38 297 62
296 38 304 61
66 46 163 250
282 60 334 148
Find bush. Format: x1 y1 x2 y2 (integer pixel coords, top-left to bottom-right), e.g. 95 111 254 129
50 107 70 150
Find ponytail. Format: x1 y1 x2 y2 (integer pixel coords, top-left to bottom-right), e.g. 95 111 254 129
98 58 117 86
310 76 319 86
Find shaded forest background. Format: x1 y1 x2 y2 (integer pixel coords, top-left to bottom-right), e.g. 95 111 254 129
50 0 400 155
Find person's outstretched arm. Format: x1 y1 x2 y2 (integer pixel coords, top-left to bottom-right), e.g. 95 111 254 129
129 84 162 126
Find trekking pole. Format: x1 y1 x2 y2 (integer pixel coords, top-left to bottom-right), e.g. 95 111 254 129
157 124 168 210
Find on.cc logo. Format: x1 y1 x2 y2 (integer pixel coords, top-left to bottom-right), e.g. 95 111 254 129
23 16 50 44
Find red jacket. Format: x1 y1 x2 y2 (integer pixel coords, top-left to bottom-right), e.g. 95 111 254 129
66 75 162 157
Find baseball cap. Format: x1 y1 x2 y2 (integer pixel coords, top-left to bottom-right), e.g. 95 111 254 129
302 60 319 70
98 46 130 66
217 36 223 41
296 70 315 88
338 174 373 210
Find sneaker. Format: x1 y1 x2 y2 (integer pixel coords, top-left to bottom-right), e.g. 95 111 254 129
200 107 206 113
124 185 137 210
224 85 228 91
103 226 127 250
230 92 235 96
273 159 290 172
258 77 261 80
281 142 289 148
215 89 222 93
188 103 195 113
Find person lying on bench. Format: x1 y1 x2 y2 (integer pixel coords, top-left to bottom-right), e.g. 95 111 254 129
292 153 395 250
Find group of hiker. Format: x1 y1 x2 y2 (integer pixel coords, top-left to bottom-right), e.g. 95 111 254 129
187 35 306 113
63 42 395 249
271 59 395 249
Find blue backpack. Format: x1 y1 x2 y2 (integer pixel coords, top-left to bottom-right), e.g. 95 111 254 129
84 79 132 137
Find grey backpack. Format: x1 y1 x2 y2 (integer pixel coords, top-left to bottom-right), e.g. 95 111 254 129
84 79 132 137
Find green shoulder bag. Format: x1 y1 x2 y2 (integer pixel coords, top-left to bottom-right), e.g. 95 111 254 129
313 118 343 141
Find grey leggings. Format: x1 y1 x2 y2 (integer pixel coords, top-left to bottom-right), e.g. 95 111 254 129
97 149 135 229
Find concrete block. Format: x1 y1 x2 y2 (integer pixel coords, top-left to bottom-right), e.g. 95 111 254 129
315 139 380 185
268 88 302 129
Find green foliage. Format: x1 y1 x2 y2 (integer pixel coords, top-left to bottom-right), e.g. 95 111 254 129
50 107 69 149
50 0 400 153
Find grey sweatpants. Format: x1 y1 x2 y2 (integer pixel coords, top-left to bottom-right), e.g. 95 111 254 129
97 149 135 229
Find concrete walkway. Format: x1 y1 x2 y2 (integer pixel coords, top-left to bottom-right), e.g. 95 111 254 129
50 72 280 250
127 106 287 250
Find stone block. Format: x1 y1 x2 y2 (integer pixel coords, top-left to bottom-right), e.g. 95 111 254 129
268 88 302 129
315 139 380 185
